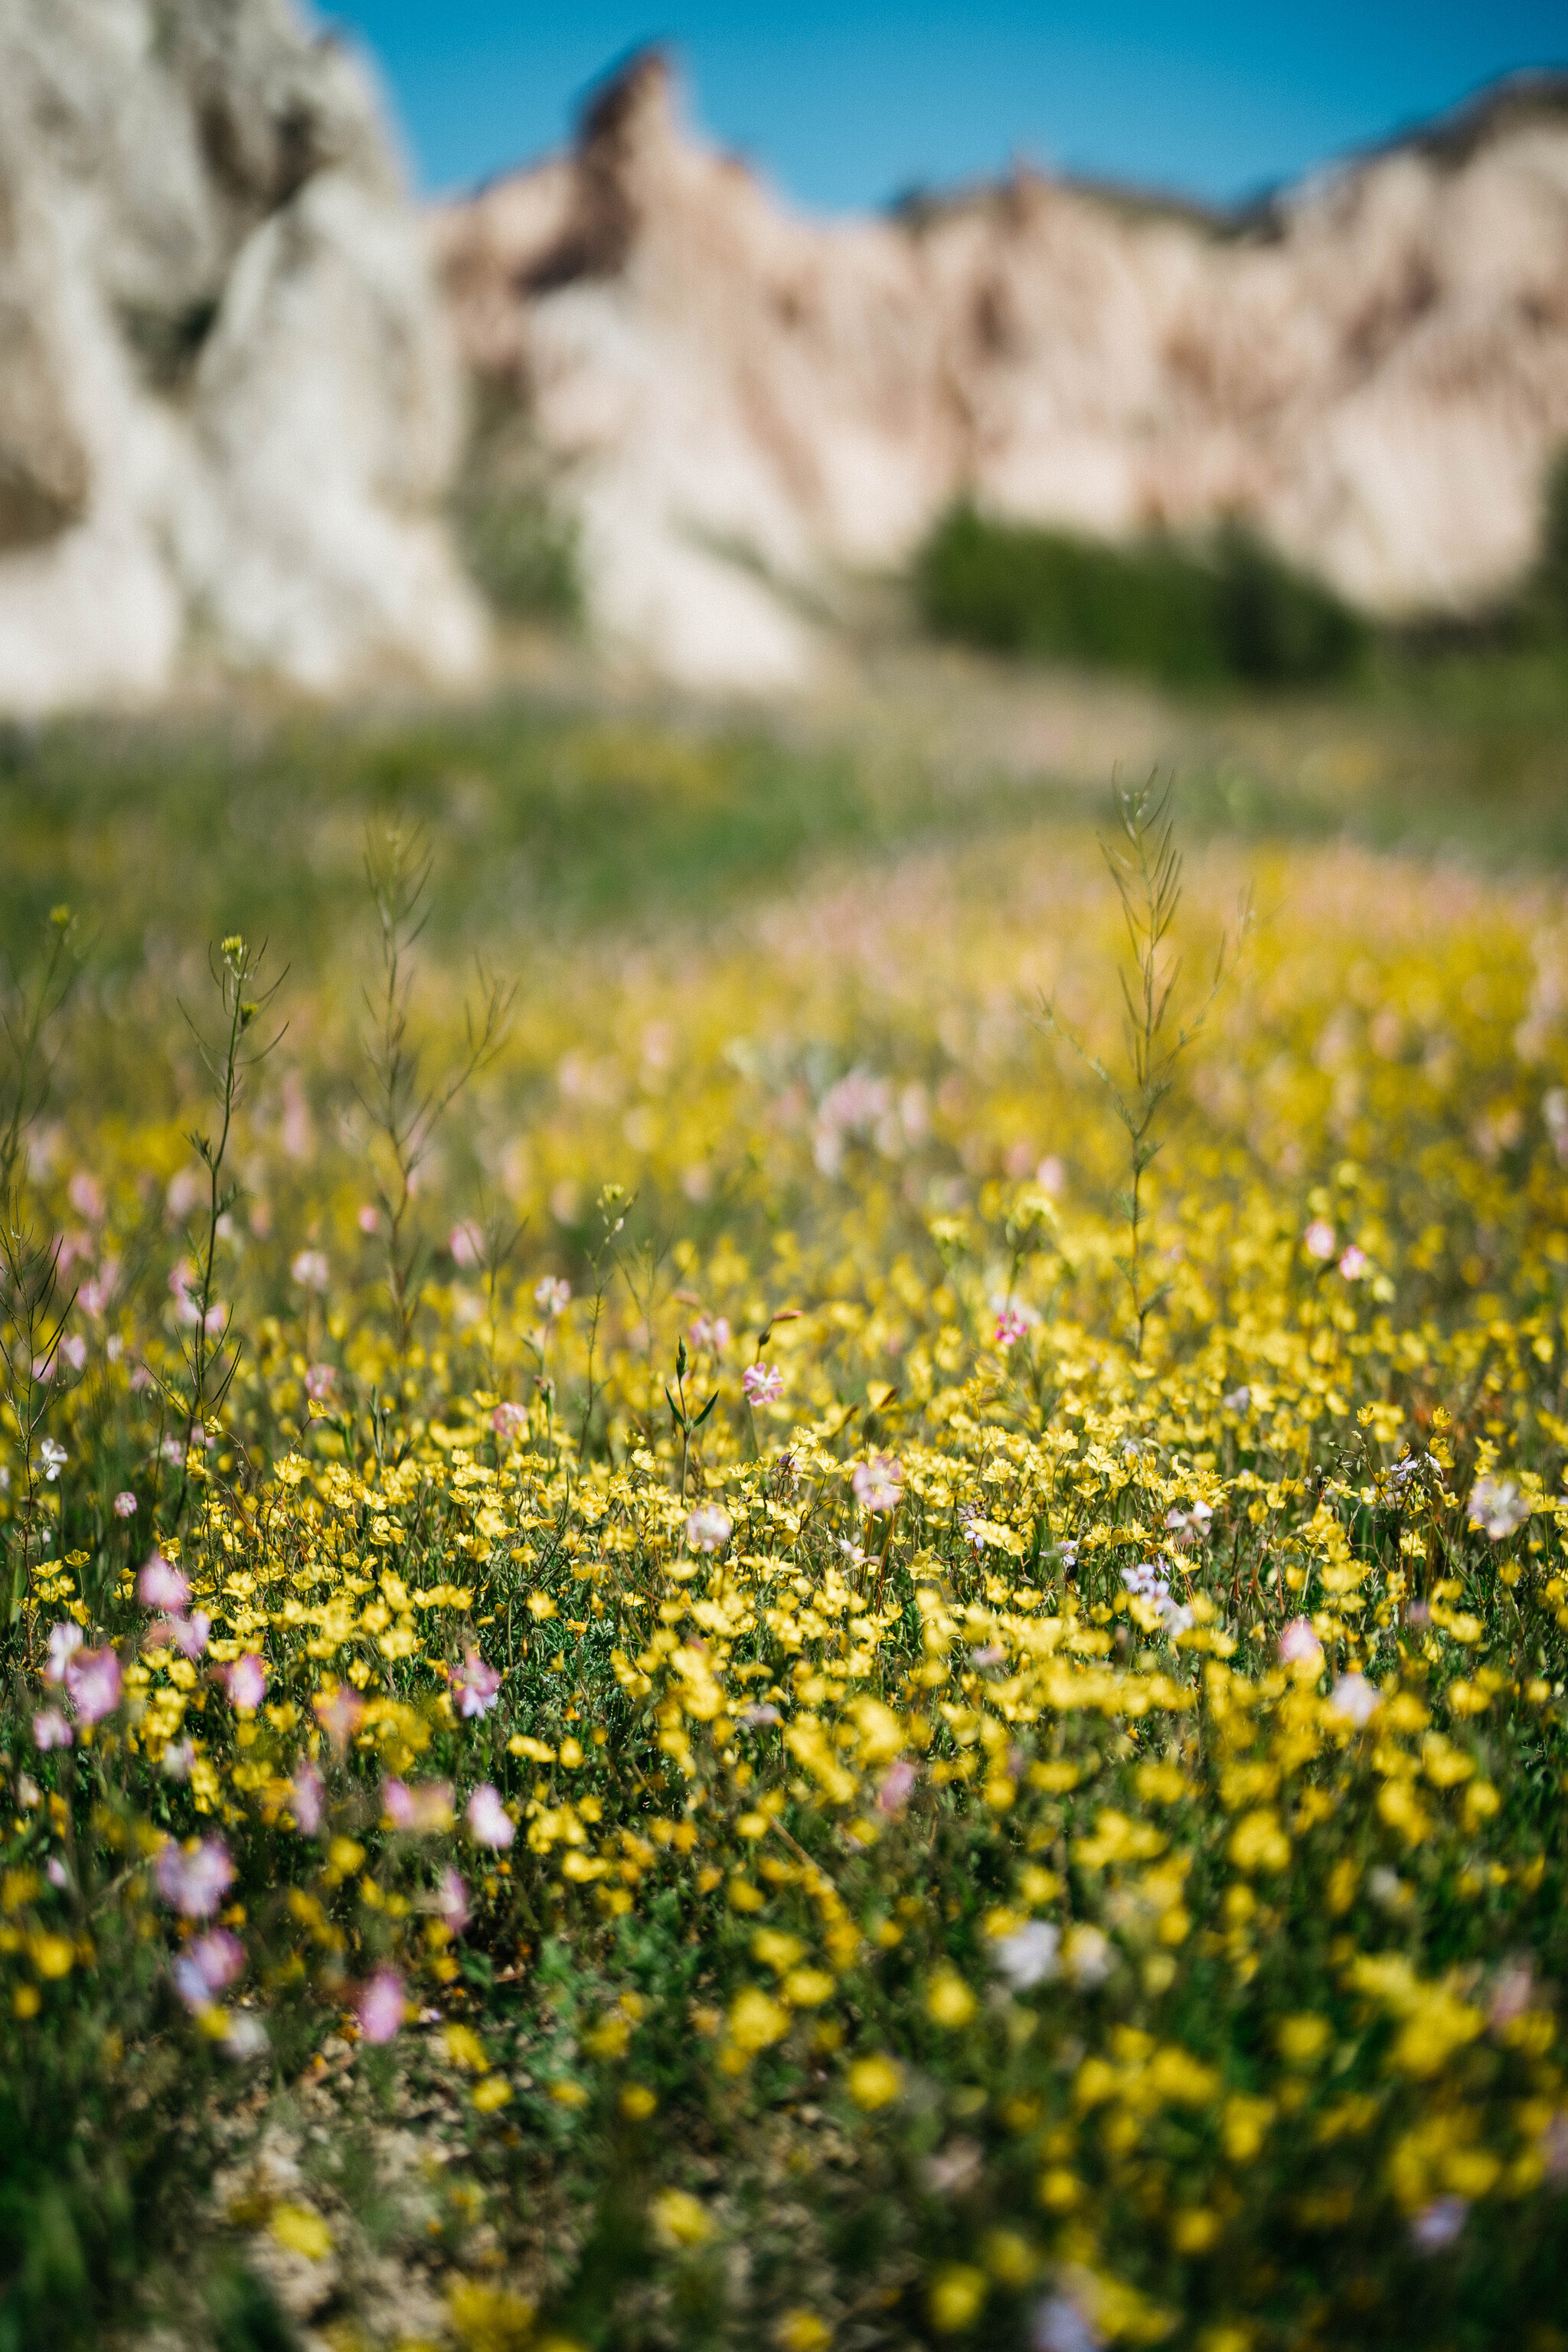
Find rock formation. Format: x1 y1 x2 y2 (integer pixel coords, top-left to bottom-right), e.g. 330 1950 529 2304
0 0 485 714
436 55 1568 690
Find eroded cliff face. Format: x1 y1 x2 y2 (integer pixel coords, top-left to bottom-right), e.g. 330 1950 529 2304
436 55 1568 690
0 0 485 714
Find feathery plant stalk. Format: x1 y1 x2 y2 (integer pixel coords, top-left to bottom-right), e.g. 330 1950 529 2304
1045 778 1246 1357
172 934 284 1516
361 825 515 1366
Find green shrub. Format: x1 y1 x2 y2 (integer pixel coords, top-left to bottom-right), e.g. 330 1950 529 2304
452 481 583 629
915 503 1368 688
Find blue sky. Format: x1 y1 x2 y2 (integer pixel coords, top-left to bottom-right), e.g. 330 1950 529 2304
324 2 1568 211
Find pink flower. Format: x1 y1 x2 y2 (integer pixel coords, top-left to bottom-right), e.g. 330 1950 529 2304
994 1305 1030 1349
684 1503 732 1552
448 1221 482 1269
305 1363 336 1402
358 1968 406 2044
451 1649 501 1720
160 1437 185 1469
138 1554 190 1611
383 1778 452 1833
65 1646 122 1724
534 1276 571 1317
491 1401 527 1441
877 1759 918 1815
315 1684 364 1751
289 1759 325 1835
688 1314 729 1352
44 1621 83 1685
743 1363 784 1406
172 1928 245 2012
113 1491 138 1518
154 1835 234 1919
466 1784 514 1849
1303 1220 1337 1262
1278 1617 1323 1668
68 1171 104 1223
170 1611 211 1660
290 1249 328 1293
33 1709 73 1750
853 1455 903 1514
435 1867 469 1932
161 1739 195 1781
357 1202 381 1234
224 1654 266 1712
1338 1245 1368 1281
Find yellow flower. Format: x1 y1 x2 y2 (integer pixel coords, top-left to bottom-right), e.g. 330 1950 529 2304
928 2265 988 2333
650 2188 712 2248
472 2075 513 2112
775 2315 831 2352
270 2204 333 2262
620 2083 657 2120
1277 2015 1332 2068
846 2054 902 2110
926 1971 977 2028
727 1986 790 2055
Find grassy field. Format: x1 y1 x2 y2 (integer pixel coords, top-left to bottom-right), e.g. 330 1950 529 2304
2 653 1568 2352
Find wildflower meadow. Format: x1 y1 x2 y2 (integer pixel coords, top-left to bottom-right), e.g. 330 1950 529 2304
1 696 1566 2352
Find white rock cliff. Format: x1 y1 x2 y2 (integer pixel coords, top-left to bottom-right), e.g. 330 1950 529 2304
0 0 485 714
436 56 1568 690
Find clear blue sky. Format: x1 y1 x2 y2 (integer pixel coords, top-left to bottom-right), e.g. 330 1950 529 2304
323 2 1568 211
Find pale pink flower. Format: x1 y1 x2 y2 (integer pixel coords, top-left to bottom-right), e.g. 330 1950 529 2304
290 1249 328 1293
154 1835 234 1918
535 1276 571 1317
491 1401 527 1441
994 1305 1030 1349
160 1437 185 1468
435 1867 469 1932
357 1203 380 1234
170 1611 211 1660
853 1455 903 1514
451 1649 501 1720
224 1654 266 1712
289 1759 325 1834
448 1221 483 1269
161 1739 195 1781
172 1928 244 2012
1303 1220 1337 1261
877 1759 918 1815
315 1684 364 1751
57 1334 86 1374
466 1784 514 1849
304 1363 336 1403
688 1314 729 1352
138 1554 190 1611
68 1171 104 1223
44 1621 83 1684
65 1646 121 1724
1338 1245 1368 1281
684 1502 732 1552
1278 1617 1324 1668
384 1778 452 1833
358 1969 406 2044
743 1363 784 1406
33 1709 72 1750
113 1491 138 1518
31 1354 55 1385
1328 1672 1381 1727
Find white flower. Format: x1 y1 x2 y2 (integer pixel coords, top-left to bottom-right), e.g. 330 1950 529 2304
38 1438 67 1482
1468 1474 1527 1540
290 1249 329 1292
1328 1672 1381 1727
466 1784 515 1849
1063 1924 1112 1988
991 1921 1060 1991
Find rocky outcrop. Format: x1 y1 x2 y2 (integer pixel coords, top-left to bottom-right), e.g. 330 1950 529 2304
436 56 1568 689
0 0 485 714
